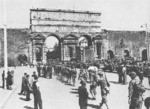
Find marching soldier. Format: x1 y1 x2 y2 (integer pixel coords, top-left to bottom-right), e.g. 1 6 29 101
97 71 110 109
128 71 146 109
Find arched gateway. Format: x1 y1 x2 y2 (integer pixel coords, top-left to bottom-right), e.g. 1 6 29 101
29 8 106 64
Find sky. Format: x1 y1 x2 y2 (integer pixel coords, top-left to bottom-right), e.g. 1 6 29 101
0 0 149 47
0 0 149 30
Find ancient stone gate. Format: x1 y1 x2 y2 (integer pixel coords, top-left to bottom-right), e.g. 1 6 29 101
29 8 107 64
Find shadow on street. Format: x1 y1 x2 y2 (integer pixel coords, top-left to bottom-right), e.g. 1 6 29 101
19 97 27 101
109 81 121 84
87 103 100 109
24 106 34 109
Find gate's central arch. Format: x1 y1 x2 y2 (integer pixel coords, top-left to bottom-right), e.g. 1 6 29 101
29 8 104 64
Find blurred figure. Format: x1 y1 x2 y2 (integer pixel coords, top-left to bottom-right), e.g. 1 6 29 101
97 71 110 109
19 73 27 95
6 70 13 90
2 70 5 88
25 75 31 101
122 64 127 84
90 81 97 100
78 80 88 109
32 75 43 109
128 71 146 109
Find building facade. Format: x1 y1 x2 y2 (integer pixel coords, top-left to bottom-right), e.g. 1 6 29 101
30 8 103 64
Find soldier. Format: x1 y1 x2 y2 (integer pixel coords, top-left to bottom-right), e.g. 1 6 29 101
97 71 110 109
78 80 88 109
128 71 146 109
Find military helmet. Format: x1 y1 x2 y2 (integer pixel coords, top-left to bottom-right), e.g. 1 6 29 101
80 80 86 85
129 71 137 78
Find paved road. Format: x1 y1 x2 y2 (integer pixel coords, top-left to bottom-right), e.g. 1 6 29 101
1 66 150 109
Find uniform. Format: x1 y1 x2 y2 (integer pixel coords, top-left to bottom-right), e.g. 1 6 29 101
128 72 145 109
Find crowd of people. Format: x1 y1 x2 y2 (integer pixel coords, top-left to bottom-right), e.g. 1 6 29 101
1 58 150 109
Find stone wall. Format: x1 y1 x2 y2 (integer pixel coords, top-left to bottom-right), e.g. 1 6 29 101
106 30 148 60
0 28 30 66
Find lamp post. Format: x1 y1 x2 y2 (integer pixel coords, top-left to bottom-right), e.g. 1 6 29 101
4 0 8 89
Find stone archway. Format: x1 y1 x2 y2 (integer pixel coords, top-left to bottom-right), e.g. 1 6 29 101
142 49 147 61
46 34 61 61
18 54 27 65
107 50 114 59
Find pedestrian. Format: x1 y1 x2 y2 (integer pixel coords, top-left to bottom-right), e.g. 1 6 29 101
6 70 12 90
2 70 5 88
25 75 31 101
97 71 110 109
31 71 38 87
32 75 43 109
116 64 123 83
78 80 88 109
128 71 146 109
19 73 27 95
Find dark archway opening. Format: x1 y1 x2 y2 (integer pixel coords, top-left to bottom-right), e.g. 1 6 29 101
124 50 130 59
18 54 27 65
96 43 102 59
69 47 73 58
107 50 114 59
142 49 147 61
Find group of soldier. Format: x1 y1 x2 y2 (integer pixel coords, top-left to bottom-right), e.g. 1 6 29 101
17 59 150 109
36 64 53 79
49 59 150 109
